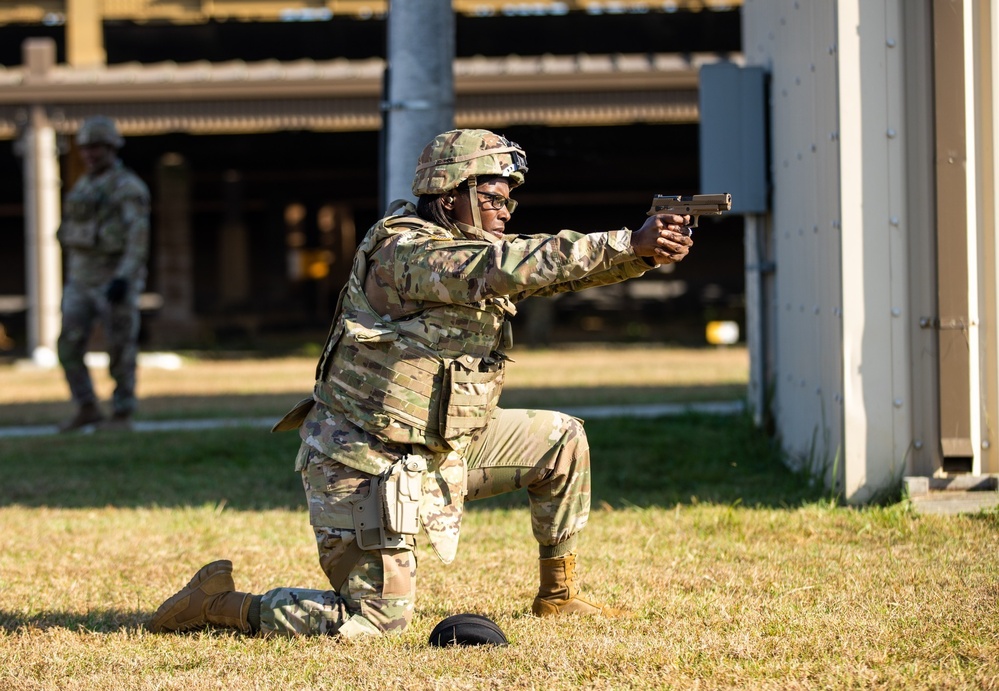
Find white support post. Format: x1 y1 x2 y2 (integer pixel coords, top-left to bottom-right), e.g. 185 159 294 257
963 0 984 475
22 104 63 366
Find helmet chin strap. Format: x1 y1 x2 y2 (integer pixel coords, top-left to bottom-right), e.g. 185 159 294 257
465 177 483 230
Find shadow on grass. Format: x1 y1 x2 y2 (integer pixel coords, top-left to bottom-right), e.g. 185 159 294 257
471 413 825 511
0 608 147 633
0 394 306 427
0 413 823 511
0 427 306 510
0 382 744 427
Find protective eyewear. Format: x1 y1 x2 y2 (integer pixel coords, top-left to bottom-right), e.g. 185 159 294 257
476 191 518 214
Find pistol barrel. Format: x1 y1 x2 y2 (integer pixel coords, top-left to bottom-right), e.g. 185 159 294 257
647 193 733 216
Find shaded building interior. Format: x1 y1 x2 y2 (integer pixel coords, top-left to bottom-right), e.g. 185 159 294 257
0 7 746 356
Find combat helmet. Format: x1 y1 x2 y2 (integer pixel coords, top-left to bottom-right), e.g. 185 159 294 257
412 129 527 197
76 115 124 149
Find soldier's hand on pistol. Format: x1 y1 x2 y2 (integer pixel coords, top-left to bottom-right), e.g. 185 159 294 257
631 213 693 265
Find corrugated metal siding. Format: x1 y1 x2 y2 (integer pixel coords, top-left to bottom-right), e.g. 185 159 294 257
743 0 844 482
883 0 912 485
809 2 846 487
745 0 925 500
838 0 912 501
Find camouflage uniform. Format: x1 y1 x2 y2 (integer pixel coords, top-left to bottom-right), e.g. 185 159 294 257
256 131 655 637
56 119 150 419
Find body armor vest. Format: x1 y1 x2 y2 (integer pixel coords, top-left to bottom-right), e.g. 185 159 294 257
57 161 145 254
299 213 514 564
313 214 514 453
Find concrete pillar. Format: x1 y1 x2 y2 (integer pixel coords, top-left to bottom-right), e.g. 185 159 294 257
150 153 198 345
381 0 455 210
66 0 106 67
22 106 63 366
20 39 62 366
218 170 250 307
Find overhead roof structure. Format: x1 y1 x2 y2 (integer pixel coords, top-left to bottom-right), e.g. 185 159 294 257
1 0 742 23
0 51 735 139
2 1 741 371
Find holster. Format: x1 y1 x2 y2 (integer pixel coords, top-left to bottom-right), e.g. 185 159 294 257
352 455 426 550
382 454 426 535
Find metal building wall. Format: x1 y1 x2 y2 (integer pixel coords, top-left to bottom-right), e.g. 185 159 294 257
742 0 846 491
743 0 934 501
837 0 913 501
745 0 999 498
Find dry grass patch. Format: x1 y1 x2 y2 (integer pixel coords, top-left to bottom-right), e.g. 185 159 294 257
1 349 996 688
1 503 997 690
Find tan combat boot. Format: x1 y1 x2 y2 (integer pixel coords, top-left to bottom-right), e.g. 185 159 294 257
531 553 632 618
58 402 104 433
148 560 252 633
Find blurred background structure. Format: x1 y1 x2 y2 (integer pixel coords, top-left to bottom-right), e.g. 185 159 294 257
0 0 745 364
8 0 997 503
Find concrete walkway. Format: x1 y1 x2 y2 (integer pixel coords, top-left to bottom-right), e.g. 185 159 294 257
909 491 999 516
905 475 999 516
0 400 746 439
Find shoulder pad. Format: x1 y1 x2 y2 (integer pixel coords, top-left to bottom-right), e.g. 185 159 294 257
384 215 450 238
383 215 425 230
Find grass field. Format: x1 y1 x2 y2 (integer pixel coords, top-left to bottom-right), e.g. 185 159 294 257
1 346 997 690
0 344 748 426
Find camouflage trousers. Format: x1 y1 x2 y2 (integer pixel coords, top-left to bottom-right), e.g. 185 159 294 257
258 407 590 638
57 279 143 415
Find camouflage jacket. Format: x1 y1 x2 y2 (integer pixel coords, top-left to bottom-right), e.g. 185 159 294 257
57 160 151 287
292 209 653 562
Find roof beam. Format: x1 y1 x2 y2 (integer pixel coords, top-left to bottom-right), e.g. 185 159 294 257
0 1 741 24
0 51 732 137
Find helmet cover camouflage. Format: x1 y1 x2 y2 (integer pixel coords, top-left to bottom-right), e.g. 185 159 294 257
412 129 527 196
76 115 124 149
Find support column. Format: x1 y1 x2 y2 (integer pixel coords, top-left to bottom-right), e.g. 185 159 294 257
66 0 106 67
20 39 63 366
381 0 455 210
219 169 250 307
22 105 63 366
150 153 198 346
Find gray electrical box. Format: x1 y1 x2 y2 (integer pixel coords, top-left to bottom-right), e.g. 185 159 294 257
699 63 768 214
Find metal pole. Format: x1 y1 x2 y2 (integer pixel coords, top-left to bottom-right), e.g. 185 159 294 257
22 104 63 365
381 0 455 212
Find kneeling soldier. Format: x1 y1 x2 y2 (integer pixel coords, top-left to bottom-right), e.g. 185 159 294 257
150 129 693 637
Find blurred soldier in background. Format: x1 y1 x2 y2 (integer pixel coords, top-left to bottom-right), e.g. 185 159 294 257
56 115 150 432
150 129 693 638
